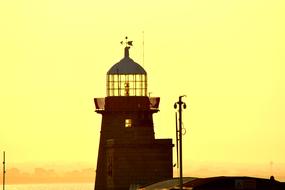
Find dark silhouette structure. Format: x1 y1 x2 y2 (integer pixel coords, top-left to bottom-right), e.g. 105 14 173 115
139 176 285 190
185 176 285 190
94 39 173 190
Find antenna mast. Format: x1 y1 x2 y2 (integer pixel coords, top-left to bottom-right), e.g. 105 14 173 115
142 31 145 67
3 151 5 190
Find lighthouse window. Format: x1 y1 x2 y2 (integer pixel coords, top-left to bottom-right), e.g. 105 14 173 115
125 119 132 128
107 73 147 97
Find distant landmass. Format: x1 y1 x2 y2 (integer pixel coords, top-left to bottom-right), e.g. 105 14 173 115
0 167 95 184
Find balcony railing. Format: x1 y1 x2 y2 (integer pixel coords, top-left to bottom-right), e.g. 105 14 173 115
94 97 160 111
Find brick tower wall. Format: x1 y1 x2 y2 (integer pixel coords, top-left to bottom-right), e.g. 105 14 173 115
94 96 173 190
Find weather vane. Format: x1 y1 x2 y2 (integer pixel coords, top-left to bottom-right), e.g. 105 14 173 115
120 36 133 47
121 36 133 57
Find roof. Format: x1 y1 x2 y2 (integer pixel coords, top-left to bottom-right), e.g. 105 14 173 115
139 176 285 190
184 176 285 190
107 46 147 75
107 56 147 75
139 177 196 190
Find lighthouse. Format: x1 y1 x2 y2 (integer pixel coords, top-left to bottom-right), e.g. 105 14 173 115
94 39 173 190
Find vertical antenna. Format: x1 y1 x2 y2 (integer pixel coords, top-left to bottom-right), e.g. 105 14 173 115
142 31 145 67
3 151 5 190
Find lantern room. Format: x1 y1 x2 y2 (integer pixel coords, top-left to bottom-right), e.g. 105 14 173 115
106 45 147 97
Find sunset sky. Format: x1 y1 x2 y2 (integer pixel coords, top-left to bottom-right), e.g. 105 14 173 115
1 0 285 182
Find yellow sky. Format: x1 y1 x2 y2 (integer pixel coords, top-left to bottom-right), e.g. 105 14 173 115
0 0 285 180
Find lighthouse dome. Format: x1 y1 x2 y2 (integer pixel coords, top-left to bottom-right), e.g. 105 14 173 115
107 48 146 75
107 57 146 75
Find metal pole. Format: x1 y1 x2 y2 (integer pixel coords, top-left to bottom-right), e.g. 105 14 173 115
3 151 5 190
174 96 186 190
175 112 179 169
179 97 183 190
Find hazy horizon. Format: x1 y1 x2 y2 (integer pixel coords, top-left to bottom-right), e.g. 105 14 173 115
1 160 285 184
0 166 94 184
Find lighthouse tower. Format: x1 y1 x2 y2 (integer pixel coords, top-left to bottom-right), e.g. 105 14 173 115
94 40 173 190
